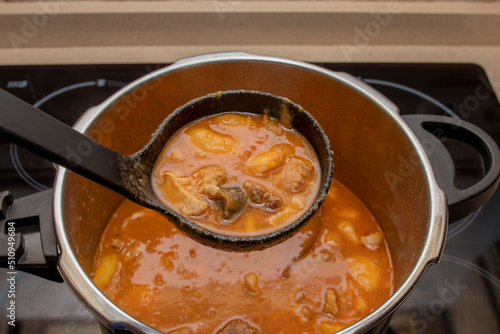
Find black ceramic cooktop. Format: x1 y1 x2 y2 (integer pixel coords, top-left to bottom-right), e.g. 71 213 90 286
0 63 499 334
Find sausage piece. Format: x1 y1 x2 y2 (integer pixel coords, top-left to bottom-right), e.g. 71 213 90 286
323 288 339 316
243 181 281 211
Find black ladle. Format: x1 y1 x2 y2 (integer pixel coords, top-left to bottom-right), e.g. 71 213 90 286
0 89 333 251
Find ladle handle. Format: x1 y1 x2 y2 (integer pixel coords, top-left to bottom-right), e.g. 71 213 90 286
0 89 129 197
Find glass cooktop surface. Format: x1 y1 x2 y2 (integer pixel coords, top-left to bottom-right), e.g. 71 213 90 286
0 62 499 334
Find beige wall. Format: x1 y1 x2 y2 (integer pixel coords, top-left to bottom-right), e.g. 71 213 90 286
0 1 499 93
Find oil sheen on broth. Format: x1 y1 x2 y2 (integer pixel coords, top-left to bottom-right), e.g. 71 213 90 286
151 112 320 236
92 179 394 334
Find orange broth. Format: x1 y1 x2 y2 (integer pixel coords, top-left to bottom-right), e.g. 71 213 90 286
92 179 394 334
151 112 321 236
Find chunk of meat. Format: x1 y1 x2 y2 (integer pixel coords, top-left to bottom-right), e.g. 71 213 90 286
192 166 246 220
338 221 358 244
218 187 247 220
160 172 208 216
249 144 294 175
361 231 383 251
296 305 312 323
110 238 124 250
217 319 260 334
192 166 246 219
324 231 342 247
243 181 281 211
323 288 339 316
193 165 228 198
319 249 336 262
281 157 315 192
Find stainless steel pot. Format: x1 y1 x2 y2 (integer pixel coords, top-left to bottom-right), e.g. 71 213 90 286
1 52 499 334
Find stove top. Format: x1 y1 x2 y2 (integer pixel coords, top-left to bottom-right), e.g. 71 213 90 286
1 62 499 334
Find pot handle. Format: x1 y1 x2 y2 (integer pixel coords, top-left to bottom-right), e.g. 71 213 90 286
402 115 500 222
0 189 62 282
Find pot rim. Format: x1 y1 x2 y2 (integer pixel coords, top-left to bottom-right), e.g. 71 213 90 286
53 51 447 333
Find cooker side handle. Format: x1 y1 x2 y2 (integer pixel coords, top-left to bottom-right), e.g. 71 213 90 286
0 189 62 282
402 115 500 223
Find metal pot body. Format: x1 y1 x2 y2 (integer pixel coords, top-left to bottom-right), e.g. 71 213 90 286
53 53 447 333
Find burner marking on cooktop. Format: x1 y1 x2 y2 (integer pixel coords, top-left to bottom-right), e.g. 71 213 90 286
106 80 128 88
10 143 49 191
10 80 127 191
7 80 28 89
33 81 96 108
442 254 500 289
361 78 460 119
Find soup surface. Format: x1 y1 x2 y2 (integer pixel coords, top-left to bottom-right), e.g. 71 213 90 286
92 179 394 334
151 112 320 236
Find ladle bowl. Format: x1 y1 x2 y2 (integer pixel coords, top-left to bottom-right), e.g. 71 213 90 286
0 89 333 251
